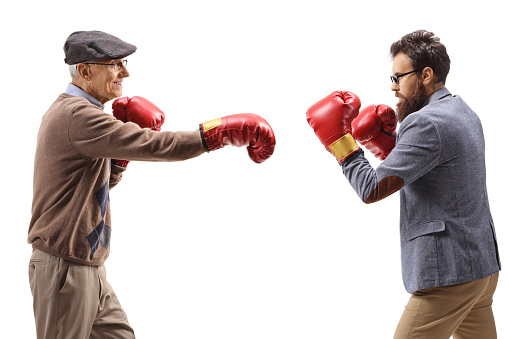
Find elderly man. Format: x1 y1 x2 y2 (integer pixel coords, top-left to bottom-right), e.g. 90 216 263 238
307 30 500 338
28 30 275 339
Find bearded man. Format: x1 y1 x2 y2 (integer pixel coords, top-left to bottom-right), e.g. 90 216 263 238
306 30 501 338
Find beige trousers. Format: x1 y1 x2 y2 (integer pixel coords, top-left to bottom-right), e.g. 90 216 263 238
29 250 135 339
394 272 499 339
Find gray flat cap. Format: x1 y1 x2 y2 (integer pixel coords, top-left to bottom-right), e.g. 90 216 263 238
64 30 137 64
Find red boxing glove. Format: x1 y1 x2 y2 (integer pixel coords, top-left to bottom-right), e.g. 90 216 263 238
306 91 361 163
112 96 166 166
200 114 276 163
352 104 397 160
113 96 165 131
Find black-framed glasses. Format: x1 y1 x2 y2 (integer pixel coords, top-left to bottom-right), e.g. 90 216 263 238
390 68 423 85
83 60 128 71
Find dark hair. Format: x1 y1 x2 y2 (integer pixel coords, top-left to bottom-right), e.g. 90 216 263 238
390 30 450 84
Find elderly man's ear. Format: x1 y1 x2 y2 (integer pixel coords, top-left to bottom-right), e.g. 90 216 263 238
76 64 92 80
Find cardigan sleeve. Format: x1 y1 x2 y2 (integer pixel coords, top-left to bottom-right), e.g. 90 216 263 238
67 101 206 162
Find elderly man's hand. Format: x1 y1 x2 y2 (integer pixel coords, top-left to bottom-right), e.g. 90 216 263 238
111 96 166 167
199 114 276 163
113 96 165 131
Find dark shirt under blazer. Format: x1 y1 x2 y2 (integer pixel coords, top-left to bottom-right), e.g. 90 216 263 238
343 88 501 293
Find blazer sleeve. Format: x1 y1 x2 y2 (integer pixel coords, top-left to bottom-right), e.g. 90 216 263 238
342 113 442 203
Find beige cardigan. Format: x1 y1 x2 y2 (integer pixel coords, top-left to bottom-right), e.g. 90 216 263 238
28 94 205 265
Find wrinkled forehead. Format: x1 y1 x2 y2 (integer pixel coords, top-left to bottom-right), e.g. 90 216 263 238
87 58 124 63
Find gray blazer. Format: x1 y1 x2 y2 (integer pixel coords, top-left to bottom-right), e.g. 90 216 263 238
342 88 501 293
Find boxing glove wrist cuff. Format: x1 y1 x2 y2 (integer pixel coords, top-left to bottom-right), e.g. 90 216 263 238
199 125 210 152
199 118 224 152
112 159 129 167
329 133 359 163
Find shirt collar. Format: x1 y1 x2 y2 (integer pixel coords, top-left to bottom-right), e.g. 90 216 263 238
65 83 104 110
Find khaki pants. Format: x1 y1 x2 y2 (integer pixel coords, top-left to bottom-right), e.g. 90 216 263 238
394 272 499 339
29 250 135 339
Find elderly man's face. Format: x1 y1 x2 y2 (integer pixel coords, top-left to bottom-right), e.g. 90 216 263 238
85 59 130 104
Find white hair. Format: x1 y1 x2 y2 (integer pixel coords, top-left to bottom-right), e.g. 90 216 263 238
69 64 79 78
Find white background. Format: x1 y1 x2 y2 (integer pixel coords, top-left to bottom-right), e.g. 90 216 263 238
1 0 507 338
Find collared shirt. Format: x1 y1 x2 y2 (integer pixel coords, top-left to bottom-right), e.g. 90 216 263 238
65 83 104 110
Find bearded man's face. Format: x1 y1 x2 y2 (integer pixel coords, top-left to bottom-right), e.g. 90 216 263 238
391 53 429 123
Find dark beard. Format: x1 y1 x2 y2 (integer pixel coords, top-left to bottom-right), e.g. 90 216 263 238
396 82 428 123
